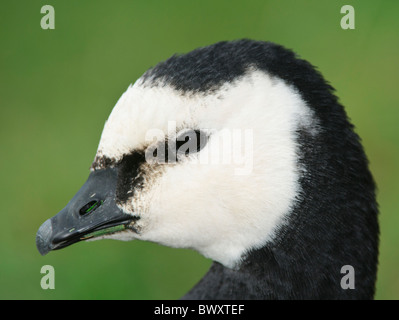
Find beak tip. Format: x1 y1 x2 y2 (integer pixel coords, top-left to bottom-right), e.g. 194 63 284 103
36 219 53 256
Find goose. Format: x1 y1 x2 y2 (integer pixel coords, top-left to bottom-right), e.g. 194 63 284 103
36 39 379 299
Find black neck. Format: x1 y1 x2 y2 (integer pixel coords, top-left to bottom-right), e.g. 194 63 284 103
183 233 377 300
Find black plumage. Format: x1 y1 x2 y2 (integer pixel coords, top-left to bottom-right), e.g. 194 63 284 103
142 40 379 299
37 40 379 299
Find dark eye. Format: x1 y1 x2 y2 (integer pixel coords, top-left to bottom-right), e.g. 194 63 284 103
176 130 207 156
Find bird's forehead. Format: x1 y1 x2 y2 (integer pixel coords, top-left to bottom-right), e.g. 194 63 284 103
94 68 312 168
95 70 262 160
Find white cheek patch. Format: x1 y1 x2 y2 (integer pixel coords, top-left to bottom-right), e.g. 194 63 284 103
196 128 255 175
96 70 317 268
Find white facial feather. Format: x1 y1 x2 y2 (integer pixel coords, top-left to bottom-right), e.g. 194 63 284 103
95 70 317 268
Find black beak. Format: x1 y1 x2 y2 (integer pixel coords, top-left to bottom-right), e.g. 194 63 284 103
36 168 136 255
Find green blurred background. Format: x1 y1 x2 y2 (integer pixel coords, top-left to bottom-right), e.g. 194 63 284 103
0 0 398 299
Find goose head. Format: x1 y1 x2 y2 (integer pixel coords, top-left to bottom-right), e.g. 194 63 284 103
36 40 379 299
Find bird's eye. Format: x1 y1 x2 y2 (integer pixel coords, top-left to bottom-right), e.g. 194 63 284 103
176 130 207 156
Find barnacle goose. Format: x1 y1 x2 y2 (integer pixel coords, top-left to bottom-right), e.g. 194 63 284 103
36 40 379 299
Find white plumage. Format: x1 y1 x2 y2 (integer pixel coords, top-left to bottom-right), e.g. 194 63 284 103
95 70 316 268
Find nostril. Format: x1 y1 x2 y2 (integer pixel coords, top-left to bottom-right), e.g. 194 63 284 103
79 200 103 216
